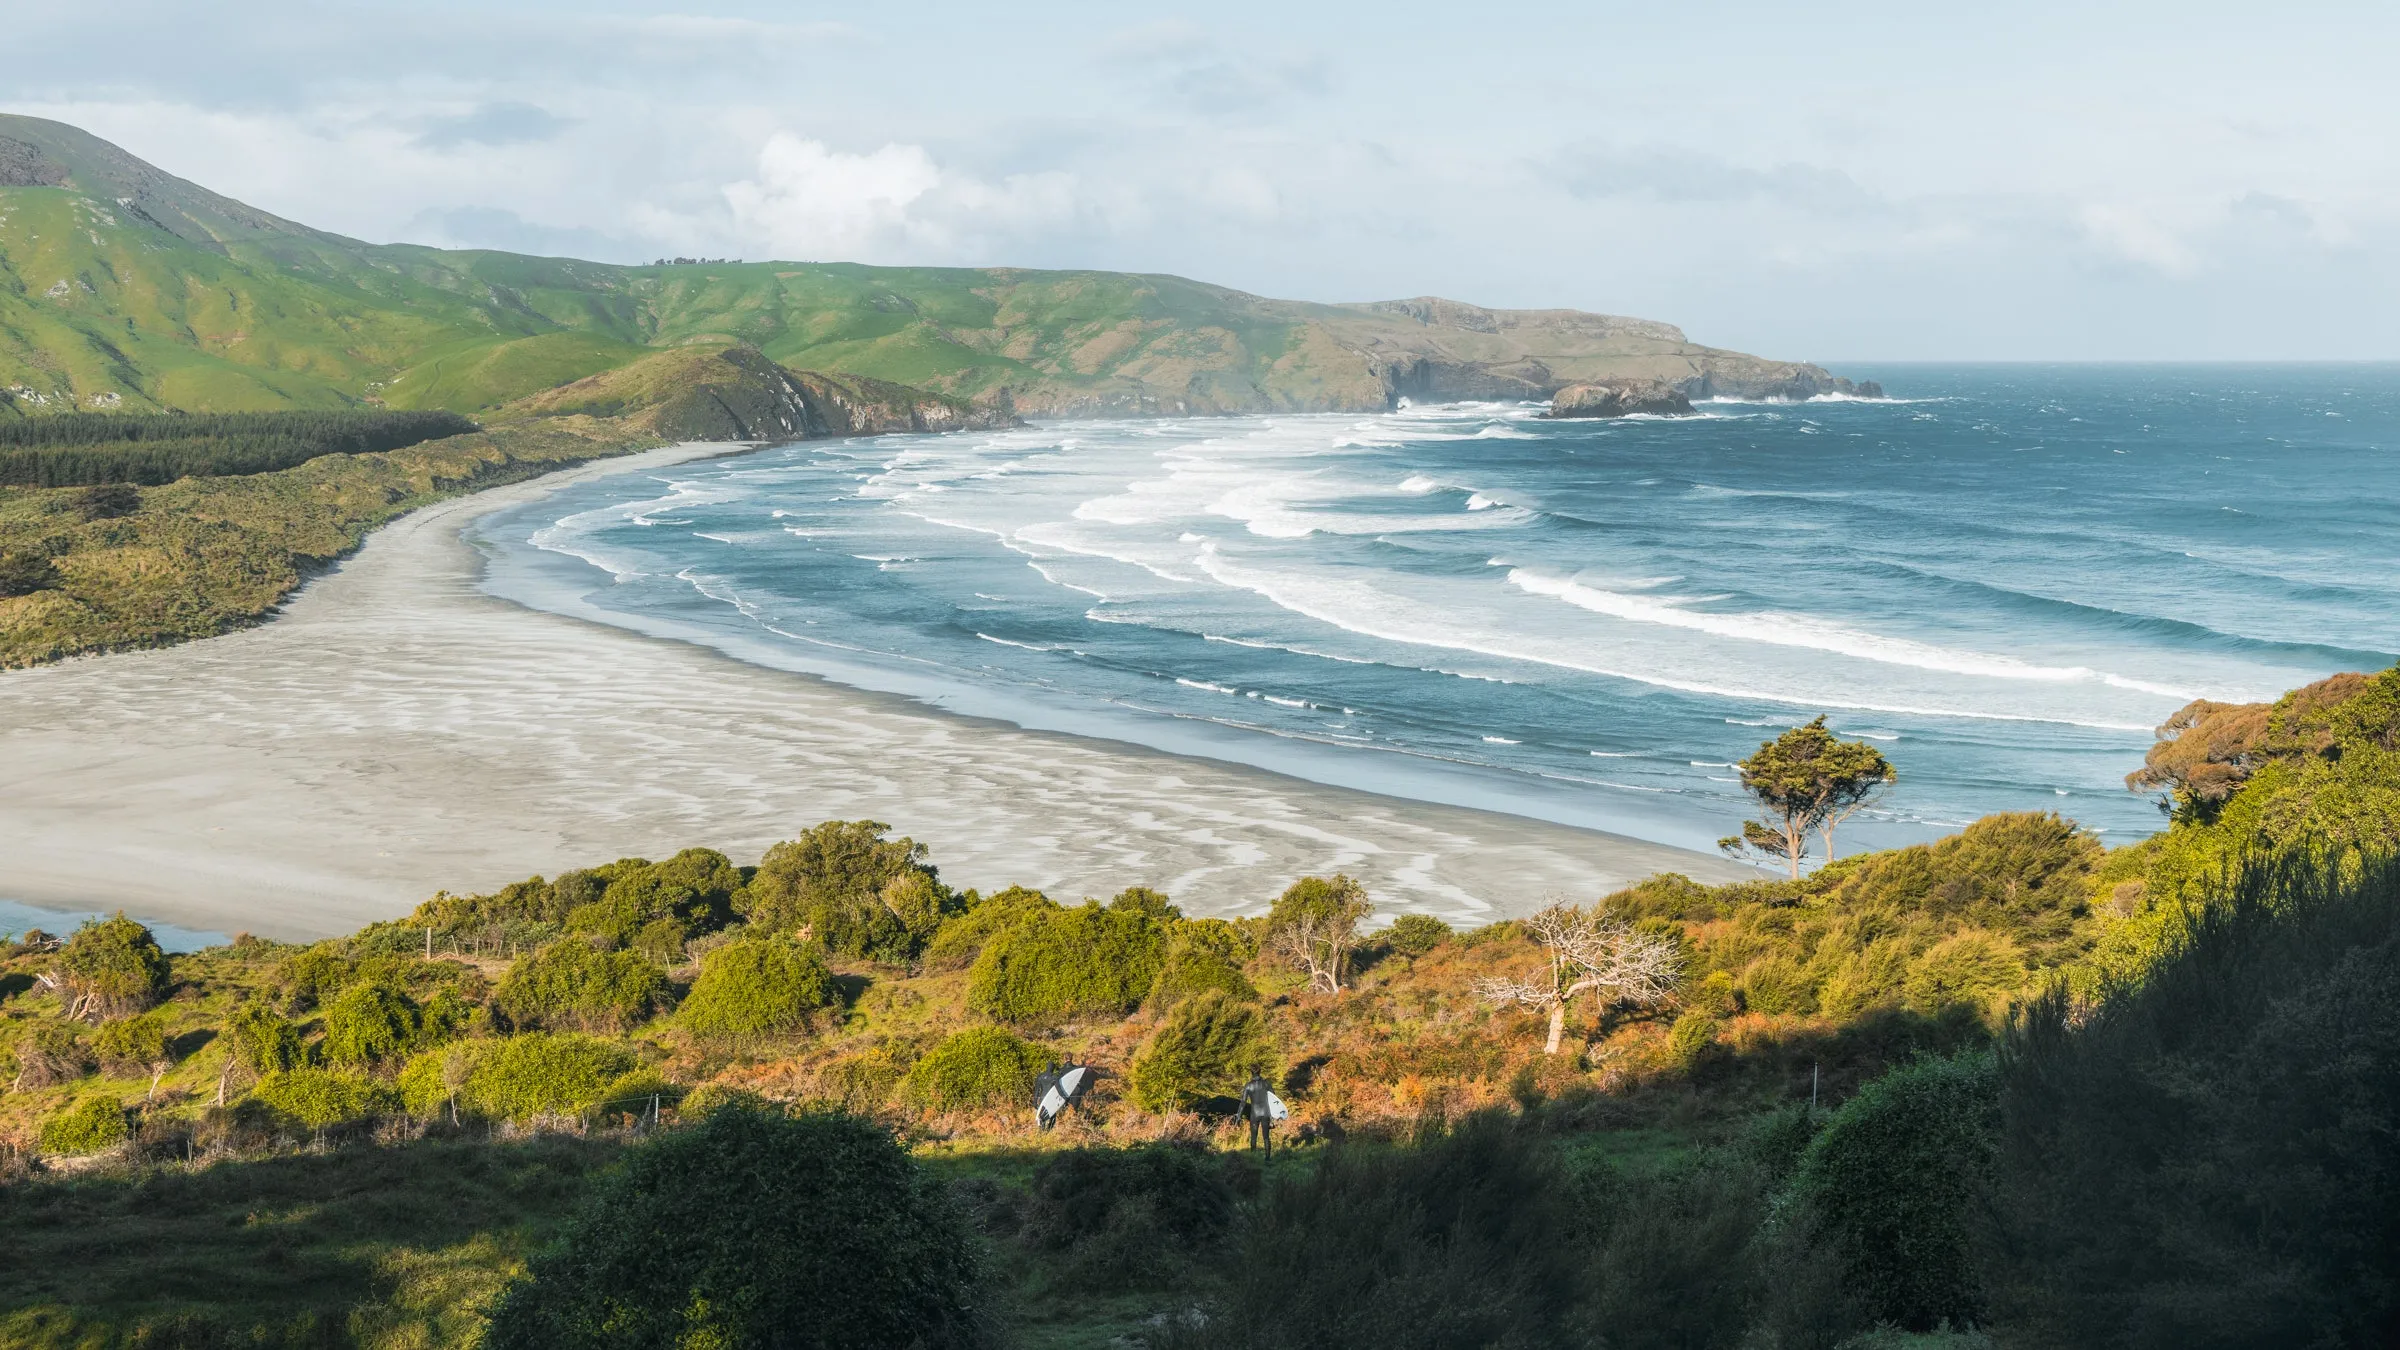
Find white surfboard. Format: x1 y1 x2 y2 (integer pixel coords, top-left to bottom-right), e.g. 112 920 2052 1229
1267 1090 1289 1122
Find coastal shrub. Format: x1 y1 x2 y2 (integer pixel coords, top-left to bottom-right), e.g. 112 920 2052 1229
1146 941 1257 1009
1792 1050 2000 1331
921 885 1052 971
1900 929 2026 1017
39 1095 131 1156
224 1003 308 1075
905 1027 1048 1114
484 1108 991 1349
967 900 1168 1025
6 1021 93 1089
399 1044 473 1119
56 913 171 1020
0 550 60 597
251 1067 400 1131
461 1033 640 1122
741 820 949 962
494 939 668 1033
679 935 836 1043
1383 913 1453 957
1018 1144 1236 1291
90 1011 173 1077
1666 1011 1722 1069
1189 1111 1582 1350
1991 853 2400 1347
319 982 422 1067
563 848 745 952
1129 990 1276 1113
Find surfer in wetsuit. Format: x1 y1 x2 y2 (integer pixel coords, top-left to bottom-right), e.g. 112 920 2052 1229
1242 1073 1274 1154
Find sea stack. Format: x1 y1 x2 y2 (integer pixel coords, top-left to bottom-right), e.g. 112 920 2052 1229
1545 378 1696 418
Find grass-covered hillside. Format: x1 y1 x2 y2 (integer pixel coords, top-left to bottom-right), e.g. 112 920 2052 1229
0 341 1012 667
3 668 2392 1348
0 115 1863 421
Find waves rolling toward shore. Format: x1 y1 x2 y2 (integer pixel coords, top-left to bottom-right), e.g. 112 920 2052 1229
474 365 2400 858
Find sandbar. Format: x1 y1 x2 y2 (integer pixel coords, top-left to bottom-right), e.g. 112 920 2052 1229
0 442 1749 940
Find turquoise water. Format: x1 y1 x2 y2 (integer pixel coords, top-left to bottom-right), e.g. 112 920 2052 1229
0 899 225 953
473 364 2399 860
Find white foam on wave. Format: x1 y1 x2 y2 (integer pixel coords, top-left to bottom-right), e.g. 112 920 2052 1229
1188 546 2161 729
1505 569 2198 699
1176 677 1238 695
1483 735 1521 744
976 633 1055 652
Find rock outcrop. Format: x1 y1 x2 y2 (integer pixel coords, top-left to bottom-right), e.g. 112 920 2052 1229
508 345 1018 443
1546 379 1696 418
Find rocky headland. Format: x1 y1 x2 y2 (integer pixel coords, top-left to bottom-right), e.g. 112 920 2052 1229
1544 378 1696 419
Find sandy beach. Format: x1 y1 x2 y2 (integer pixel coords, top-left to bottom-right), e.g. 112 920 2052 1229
0 442 1748 941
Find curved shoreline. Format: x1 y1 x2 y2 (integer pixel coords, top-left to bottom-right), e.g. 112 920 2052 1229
0 443 1747 940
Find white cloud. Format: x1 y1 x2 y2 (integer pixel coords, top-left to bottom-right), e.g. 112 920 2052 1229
721 135 942 258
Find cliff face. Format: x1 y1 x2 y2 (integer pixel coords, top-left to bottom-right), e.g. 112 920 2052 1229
506 346 1016 442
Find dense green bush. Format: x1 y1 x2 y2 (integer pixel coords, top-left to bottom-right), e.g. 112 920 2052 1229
905 1027 1047 1114
1792 1051 2000 1331
1185 1112 1584 1350
56 913 172 1020
741 820 951 962
1016 1145 1236 1291
0 549 60 598
225 1003 308 1075
1991 853 2400 1348
1666 1011 1722 1068
495 940 668 1033
90 1011 172 1076
679 936 836 1043
967 899 1167 1025
1383 913 1453 957
459 1033 643 1122
920 885 1052 971
1128 990 1276 1112
484 1108 992 1349
0 409 478 486
319 981 465 1067
38 1094 130 1155
251 1067 400 1130
1146 946 1256 1009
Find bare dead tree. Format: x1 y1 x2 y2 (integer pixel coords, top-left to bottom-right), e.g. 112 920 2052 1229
1477 903 1682 1054
1268 907 1355 994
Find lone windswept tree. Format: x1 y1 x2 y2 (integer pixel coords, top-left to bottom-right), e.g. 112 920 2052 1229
1719 717 1897 878
1476 904 1682 1054
1264 875 1373 994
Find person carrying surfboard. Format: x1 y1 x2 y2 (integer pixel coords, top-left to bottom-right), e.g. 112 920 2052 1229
1242 1072 1276 1154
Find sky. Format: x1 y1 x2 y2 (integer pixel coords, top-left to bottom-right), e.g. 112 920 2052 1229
7 0 2398 361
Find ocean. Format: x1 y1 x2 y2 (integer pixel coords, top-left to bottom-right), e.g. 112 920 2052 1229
471 364 2399 862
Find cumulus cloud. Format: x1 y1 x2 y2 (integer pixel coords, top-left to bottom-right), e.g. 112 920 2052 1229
699 133 1086 263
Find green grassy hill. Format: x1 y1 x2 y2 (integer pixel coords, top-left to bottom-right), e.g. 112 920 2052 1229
0 116 1864 420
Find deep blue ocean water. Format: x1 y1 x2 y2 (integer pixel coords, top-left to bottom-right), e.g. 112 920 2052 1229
472 365 2399 860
